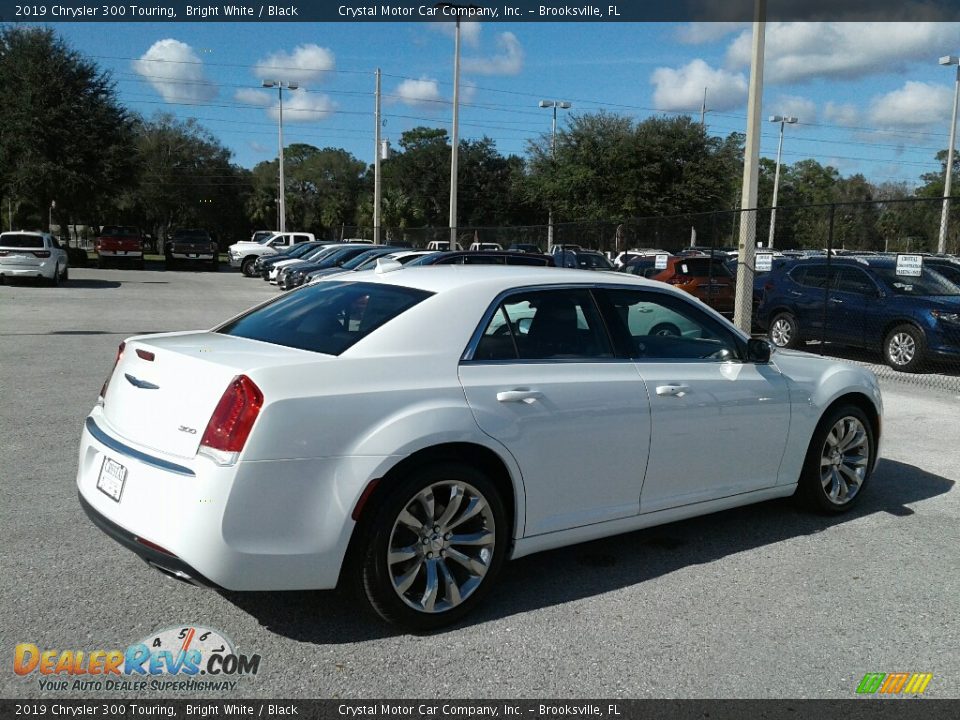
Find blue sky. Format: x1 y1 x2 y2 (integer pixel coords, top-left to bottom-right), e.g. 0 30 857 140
46 21 960 189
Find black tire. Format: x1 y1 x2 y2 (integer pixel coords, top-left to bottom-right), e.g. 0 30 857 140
137 258 145 270
208 258 219 272
61 266 68 283
97 257 106 269
797 404 875 514
49 264 61 287
241 257 258 277
650 322 681 337
883 324 926 372
768 311 800 349
165 255 176 271
358 462 507 632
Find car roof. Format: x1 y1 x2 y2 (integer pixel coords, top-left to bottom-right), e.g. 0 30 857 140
1 230 44 236
344 264 668 295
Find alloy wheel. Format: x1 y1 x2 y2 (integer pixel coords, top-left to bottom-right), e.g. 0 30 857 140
887 331 916 367
819 416 870 505
770 317 792 347
387 480 496 614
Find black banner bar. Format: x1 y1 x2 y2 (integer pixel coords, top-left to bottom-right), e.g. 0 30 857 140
0 0 959 23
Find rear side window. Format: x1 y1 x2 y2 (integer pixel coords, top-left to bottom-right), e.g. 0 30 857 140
217 281 433 355
0 234 44 248
794 265 830 289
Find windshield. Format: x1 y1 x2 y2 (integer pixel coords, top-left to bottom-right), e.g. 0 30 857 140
873 266 960 296
341 248 394 270
100 226 138 236
281 242 320 258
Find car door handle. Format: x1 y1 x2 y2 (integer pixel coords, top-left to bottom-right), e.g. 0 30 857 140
656 384 690 397
829 298 844 304
788 290 802 296
496 389 543 404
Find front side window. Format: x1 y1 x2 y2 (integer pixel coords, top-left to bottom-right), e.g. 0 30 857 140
217 281 432 355
472 288 613 361
599 289 741 361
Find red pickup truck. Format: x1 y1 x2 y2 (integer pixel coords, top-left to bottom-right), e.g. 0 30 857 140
95 226 145 269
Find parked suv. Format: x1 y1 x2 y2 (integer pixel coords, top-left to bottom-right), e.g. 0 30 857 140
649 255 735 316
756 256 960 371
0 231 69 285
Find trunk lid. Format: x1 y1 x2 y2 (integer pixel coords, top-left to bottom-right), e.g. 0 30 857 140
100 331 318 458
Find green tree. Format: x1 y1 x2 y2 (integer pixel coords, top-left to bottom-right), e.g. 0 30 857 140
0 25 135 235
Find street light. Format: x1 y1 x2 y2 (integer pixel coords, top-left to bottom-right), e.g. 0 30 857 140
49 199 55 234
262 80 299 234
938 55 960 255
766 114 797 249
539 100 571 252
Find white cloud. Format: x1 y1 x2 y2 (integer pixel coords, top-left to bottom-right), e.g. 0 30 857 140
650 59 747 112
771 95 816 123
726 22 960 84
254 44 335 85
234 88 273 107
132 39 217 103
824 101 861 127
462 32 524 76
868 81 954 129
268 92 335 122
393 77 443 108
677 22 749 44
430 21 482 48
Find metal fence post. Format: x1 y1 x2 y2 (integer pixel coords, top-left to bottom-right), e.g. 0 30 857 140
822 204 835 356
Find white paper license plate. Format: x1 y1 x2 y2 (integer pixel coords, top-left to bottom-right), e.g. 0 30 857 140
97 457 127 502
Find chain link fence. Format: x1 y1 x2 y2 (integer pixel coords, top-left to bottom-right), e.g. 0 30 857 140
346 196 960 389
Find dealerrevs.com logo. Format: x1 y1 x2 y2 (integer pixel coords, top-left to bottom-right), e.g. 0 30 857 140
13 626 261 693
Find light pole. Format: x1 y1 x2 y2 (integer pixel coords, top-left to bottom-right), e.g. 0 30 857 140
49 200 55 234
262 80 299 233
767 115 797 249
448 17 462 249
539 100 571 252
938 55 960 255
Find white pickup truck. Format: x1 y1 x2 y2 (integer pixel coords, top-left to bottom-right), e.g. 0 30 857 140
229 231 316 277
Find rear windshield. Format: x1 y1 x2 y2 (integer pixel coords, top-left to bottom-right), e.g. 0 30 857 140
217 281 433 355
100 226 138 236
173 229 210 239
0 234 44 248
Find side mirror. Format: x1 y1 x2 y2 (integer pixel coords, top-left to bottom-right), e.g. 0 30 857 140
746 338 772 363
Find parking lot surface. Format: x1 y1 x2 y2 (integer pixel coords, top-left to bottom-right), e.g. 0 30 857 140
1 266 959 699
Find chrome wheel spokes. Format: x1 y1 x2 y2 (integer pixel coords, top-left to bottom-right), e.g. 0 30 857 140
889 332 916 366
819 416 870 505
387 480 496 614
771 318 792 347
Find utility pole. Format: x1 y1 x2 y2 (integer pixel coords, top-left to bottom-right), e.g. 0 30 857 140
700 87 708 128
374 68 382 245
938 56 960 255
733 0 766 333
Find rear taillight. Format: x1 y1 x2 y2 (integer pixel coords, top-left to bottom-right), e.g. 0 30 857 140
32 251 51 258
199 375 263 465
98 341 126 402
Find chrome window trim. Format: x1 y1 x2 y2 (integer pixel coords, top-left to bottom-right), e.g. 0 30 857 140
85 417 196 477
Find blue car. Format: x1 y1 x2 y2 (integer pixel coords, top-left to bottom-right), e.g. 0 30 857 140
756 256 960 371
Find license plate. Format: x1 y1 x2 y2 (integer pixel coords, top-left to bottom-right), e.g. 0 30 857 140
97 457 127 502
187 253 198 258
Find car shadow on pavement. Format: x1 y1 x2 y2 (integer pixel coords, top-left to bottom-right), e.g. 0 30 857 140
222 458 951 643
63 279 123 289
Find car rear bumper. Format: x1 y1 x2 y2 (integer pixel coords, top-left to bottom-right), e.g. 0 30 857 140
171 252 215 261
99 249 143 257
0 261 57 279
76 411 369 591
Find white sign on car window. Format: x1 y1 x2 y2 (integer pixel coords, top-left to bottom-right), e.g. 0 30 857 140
756 253 773 272
655 254 669 270
896 254 923 277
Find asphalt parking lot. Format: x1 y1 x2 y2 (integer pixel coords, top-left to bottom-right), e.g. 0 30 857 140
1 265 959 700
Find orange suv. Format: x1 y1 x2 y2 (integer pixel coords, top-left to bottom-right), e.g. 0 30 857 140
650 255 735 316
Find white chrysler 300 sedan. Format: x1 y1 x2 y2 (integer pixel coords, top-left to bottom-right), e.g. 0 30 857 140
77 265 882 630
